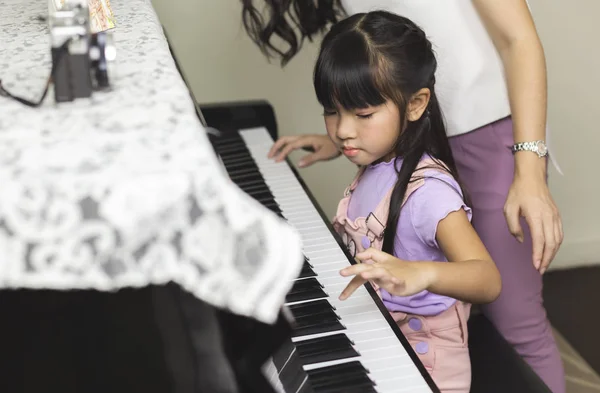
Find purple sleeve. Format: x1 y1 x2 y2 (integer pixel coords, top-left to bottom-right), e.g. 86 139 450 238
406 173 472 249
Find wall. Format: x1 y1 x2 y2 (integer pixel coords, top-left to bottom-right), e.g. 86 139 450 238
528 0 600 269
151 0 599 271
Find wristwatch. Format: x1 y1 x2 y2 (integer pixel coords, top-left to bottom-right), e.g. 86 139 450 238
512 140 548 158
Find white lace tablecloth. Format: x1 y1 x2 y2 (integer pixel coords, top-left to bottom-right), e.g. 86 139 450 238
0 0 303 324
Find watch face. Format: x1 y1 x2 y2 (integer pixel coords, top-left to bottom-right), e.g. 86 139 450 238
536 141 548 156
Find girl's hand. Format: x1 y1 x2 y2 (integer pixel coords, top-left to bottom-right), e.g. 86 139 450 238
338 248 436 300
267 134 340 167
504 173 563 274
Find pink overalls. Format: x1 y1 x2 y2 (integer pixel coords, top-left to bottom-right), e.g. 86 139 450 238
332 159 472 393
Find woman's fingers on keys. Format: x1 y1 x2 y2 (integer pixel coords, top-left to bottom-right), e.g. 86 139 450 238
267 136 298 159
275 139 303 162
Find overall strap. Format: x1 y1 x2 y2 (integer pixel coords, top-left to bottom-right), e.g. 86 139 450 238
369 158 450 239
344 166 366 197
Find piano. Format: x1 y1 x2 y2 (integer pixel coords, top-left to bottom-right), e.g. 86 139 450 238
202 101 441 393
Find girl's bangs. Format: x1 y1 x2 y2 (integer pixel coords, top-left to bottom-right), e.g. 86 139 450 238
314 33 387 110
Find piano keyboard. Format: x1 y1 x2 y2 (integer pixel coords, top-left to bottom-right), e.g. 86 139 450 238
210 127 438 393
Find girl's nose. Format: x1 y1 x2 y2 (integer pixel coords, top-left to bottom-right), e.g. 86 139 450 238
336 117 355 140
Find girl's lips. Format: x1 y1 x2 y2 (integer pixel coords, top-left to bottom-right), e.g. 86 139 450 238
342 147 360 157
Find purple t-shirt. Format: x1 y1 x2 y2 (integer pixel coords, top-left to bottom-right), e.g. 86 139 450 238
347 157 472 316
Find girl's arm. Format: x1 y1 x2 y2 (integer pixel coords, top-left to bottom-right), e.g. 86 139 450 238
472 0 563 273
339 209 501 304
427 208 501 303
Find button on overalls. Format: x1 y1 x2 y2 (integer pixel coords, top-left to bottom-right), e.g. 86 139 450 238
332 159 472 393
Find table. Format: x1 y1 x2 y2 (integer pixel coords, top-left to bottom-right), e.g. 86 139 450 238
0 0 303 325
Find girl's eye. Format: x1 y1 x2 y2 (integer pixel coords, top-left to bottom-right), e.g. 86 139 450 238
357 113 374 119
322 109 337 116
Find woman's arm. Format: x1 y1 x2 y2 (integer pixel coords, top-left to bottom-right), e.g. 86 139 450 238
339 209 501 304
473 0 547 174
472 0 563 273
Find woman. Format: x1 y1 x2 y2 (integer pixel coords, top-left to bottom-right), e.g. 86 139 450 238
240 1 565 392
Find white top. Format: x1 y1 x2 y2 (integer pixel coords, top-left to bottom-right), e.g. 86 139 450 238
341 0 511 137
0 0 303 325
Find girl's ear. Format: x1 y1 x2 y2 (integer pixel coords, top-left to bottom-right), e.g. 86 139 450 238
406 88 431 122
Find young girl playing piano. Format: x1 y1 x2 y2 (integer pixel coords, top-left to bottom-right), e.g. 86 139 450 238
310 11 502 392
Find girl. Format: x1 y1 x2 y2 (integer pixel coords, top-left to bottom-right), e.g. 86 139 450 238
241 1 565 392
311 11 501 392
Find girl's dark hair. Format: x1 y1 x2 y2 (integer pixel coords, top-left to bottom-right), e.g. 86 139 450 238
314 11 470 254
241 0 346 66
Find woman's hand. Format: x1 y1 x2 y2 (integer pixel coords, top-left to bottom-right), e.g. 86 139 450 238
268 134 340 167
474 0 563 273
504 173 563 274
338 248 436 300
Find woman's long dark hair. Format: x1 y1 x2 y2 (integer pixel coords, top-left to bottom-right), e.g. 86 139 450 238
313 11 470 254
241 0 346 66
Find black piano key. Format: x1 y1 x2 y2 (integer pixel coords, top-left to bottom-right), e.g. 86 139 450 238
245 189 275 201
239 186 276 202
313 376 376 393
271 337 316 393
237 180 267 189
291 306 345 337
210 134 244 144
293 307 338 325
224 161 260 174
293 319 345 337
217 151 253 162
296 334 353 356
289 278 322 293
286 289 327 304
259 198 281 208
223 161 261 173
293 310 341 331
299 262 317 278
226 166 261 177
235 177 268 189
240 185 273 198
279 351 314 393
272 338 296 370
236 182 270 194
307 361 375 393
220 154 256 165
214 145 249 156
213 139 247 149
296 334 359 364
265 204 283 215
226 166 261 178
240 184 270 195
236 179 270 190
229 172 265 184
306 360 367 379
288 299 334 318
255 196 278 206
224 163 257 174
286 278 326 302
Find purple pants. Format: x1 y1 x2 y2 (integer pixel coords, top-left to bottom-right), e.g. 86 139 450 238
449 116 565 393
